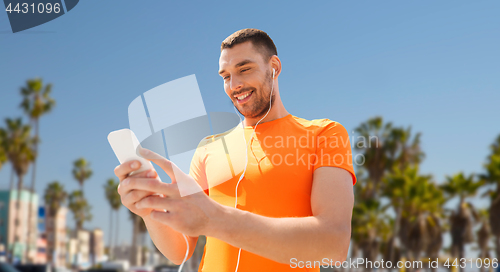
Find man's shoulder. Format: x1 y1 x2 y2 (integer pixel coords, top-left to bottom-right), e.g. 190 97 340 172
195 125 239 148
291 115 344 129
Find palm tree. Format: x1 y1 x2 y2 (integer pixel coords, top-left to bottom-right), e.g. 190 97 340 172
383 166 444 271
138 215 148 266
20 77 56 263
385 126 424 172
405 172 444 270
0 128 7 172
424 213 445 272
104 178 120 260
354 117 424 200
1 118 36 263
68 190 92 267
0 126 16 202
441 172 482 270
72 158 93 193
382 166 409 268
44 181 67 265
354 116 394 199
355 118 425 266
351 196 391 271
476 209 491 272
68 190 92 229
129 211 141 266
129 211 148 266
479 134 500 259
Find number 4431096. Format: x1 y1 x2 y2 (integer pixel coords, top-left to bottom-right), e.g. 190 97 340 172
5 2 61 14
443 258 498 269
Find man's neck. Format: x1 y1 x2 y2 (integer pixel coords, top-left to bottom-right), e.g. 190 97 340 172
243 105 289 127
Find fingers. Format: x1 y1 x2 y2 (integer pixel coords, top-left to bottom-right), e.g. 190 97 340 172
121 189 155 207
119 177 178 197
131 168 157 179
138 148 176 182
114 160 143 181
136 195 175 211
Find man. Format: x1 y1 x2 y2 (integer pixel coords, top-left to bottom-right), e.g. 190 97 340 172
115 28 357 272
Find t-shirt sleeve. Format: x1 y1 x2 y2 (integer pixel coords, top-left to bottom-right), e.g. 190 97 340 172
313 120 357 185
189 138 210 196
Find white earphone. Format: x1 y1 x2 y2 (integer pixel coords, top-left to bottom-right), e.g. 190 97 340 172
232 67 275 272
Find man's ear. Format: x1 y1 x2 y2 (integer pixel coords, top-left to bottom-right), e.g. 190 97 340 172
270 55 282 78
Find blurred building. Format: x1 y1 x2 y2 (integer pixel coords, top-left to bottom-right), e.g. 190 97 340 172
67 229 90 269
0 189 39 263
35 233 47 263
67 237 77 266
150 246 176 266
113 244 144 266
90 228 104 264
45 206 68 267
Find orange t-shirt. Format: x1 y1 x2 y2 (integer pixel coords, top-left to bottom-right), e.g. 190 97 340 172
189 114 357 272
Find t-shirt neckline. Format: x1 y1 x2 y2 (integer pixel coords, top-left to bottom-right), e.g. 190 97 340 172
243 114 293 129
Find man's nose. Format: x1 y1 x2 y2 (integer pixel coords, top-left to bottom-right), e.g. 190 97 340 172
229 75 243 92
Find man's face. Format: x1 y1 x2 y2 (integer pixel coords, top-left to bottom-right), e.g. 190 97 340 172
219 41 275 119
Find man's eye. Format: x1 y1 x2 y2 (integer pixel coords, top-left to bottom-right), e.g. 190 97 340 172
241 68 250 72
223 76 230 80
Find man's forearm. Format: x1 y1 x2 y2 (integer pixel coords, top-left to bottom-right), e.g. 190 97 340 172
206 205 351 264
143 214 198 265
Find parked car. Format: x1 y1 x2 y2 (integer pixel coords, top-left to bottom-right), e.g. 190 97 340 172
0 263 21 272
130 266 153 272
85 269 119 272
99 260 129 272
14 264 51 272
154 265 178 272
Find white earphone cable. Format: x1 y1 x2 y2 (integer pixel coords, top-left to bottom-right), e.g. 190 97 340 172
177 234 189 272
178 69 275 272
233 69 275 272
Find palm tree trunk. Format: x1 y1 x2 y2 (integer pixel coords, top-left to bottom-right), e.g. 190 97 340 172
9 166 15 190
479 250 485 272
115 211 119 254
131 216 139 266
109 209 113 260
389 199 403 271
49 214 56 266
7 168 15 262
13 175 23 263
75 224 82 269
25 121 38 263
24 189 34 263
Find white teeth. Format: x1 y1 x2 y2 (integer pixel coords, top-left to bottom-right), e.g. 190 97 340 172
237 92 251 100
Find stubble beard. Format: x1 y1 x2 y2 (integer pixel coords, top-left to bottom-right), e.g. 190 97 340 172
232 71 275 119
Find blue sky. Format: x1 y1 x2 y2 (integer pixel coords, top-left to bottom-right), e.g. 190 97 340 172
0 0 499 257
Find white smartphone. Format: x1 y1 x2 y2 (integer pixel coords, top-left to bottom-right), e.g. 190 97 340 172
107 128 154 176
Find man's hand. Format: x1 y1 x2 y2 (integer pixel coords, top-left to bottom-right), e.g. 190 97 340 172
115 160 159 218
118 148 223 237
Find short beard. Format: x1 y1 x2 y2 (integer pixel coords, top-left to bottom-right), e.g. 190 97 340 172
232 70 275 119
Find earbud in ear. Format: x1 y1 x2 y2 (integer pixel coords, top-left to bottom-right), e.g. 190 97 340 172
273 68 276 79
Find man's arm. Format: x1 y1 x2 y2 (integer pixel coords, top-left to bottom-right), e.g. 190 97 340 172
131 152 354 264
205 166 354 264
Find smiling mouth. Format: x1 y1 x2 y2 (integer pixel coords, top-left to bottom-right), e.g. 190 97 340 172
235 91 253 103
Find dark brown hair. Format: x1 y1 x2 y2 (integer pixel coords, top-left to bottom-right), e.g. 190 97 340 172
221 28 278 61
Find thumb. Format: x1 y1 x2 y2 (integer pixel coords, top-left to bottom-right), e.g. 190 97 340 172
138 147 204 197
